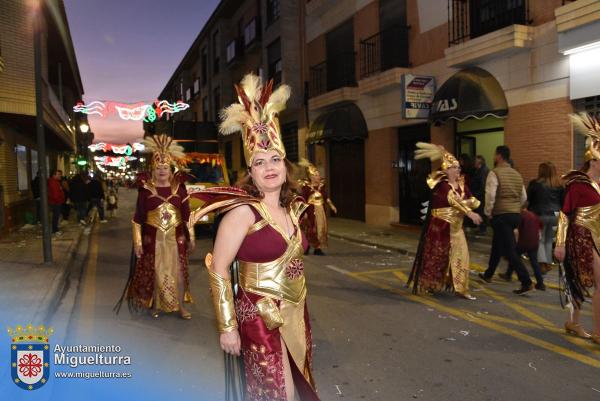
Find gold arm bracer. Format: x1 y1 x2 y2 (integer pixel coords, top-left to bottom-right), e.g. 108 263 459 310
132 220 142 248
463 196 481 210
556 211 569 247
447 191 474 215
205 253 238 333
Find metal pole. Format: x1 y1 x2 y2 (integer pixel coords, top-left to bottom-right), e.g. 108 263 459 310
34 3 53 263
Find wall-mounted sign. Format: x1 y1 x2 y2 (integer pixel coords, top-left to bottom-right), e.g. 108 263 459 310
402 74 435 119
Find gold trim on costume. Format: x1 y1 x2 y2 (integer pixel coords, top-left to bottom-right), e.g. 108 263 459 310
574 204 600 251
146 202 183 232
248 219 269 235
132 220 142 248
556 211 568 247
205 254 238 333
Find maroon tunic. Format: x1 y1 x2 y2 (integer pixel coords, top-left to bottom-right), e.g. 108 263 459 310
128 183 191 309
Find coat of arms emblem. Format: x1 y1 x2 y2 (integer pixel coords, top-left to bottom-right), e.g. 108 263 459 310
8 324 53 390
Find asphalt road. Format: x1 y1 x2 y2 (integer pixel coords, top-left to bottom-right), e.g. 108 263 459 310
44 188 600 401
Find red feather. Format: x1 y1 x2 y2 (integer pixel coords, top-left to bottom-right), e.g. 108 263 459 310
259 79 274 107
235 84 252 112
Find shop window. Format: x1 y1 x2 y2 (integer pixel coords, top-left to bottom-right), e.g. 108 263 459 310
16 145 28 191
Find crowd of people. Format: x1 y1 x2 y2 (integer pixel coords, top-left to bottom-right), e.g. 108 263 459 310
32 170 119 236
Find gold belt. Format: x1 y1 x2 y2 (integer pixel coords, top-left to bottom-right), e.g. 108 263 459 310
146 202 182 232
431 207 463 230
239 241 306 305
574 204 600 246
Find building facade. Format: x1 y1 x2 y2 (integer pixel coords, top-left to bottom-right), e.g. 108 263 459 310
304 0 600 226
0 0 85 233
155 0 306 182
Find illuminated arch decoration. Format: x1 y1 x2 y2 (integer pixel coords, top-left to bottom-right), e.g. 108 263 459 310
88 142 145 155
94 155 138 167
73 100 190 122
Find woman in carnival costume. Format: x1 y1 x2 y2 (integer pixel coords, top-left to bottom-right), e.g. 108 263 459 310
190 74 321 401
116 135 195 319
407 142 482 300
297 159 337 256
554 113 600 344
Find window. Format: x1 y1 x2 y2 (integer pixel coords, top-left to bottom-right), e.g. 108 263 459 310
213 86 221 120
267 0 280 25
573 96 600 168
201 47 208 85
226 40 237 63
244 18 258 46
281 122 298 162
212 30 220 75
185 88 191 101
202 97 209 121
16 145 28 191
194 79 200 94
30 149 38 180
267 38 282 85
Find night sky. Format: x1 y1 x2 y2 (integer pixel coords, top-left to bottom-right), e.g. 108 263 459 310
64 0 220 144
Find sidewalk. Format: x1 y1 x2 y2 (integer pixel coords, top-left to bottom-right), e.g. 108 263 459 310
328 217 561 290
0 218 87 326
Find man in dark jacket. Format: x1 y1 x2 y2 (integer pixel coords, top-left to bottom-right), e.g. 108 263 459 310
87 174 107 222
70 172 90 224
48 170 65 235
471 155 489 234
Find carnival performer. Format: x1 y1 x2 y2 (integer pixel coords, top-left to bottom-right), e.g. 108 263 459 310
407 142 482 300
189 74 320 401
116 135 195 320
554 113 600 344
297 159 337 256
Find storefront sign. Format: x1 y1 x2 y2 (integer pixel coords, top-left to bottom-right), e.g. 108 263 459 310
402 74 435 119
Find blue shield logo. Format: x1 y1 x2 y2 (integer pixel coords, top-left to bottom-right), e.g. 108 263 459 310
11 343 50 390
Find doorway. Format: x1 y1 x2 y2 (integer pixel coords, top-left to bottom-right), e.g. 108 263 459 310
329 140 365 221
398 124 431 225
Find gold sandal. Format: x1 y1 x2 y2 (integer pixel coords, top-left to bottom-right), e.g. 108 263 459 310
564 322 592 339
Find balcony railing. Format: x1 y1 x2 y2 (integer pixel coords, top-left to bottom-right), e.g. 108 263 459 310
448 0 530 46
309 51 356 98
360 25 410 79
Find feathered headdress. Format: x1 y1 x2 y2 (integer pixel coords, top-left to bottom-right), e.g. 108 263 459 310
219 73 290 165
298 158 319 178
143 134 185 169
414 142 459 170
572 113 600 162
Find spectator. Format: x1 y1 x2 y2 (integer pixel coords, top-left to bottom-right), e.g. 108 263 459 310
471 155 490 234
87 174 107 223
31 171 41 224
61 176 71 221
499 209 545 290
478 145 534 295
527 162 564 274
106 187 118 218
47 169 65 235
70 172 90 224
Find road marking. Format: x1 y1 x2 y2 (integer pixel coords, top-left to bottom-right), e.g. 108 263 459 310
79 223 99 340
323 264 351 275
343 267 600 369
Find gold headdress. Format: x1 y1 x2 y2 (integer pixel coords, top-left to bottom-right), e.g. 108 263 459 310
219 73 290 165
298 158 319 178
573 113 600 162
414 142 459 170
142 134 185 169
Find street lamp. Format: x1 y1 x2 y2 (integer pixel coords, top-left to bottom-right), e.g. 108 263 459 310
80 122 89 133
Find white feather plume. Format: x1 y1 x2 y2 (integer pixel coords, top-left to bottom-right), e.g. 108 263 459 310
219 104 247 135
414 142 444 161
264 85 291 116
240 73 261 103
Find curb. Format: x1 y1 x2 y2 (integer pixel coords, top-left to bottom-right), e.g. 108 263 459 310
32 224 88 324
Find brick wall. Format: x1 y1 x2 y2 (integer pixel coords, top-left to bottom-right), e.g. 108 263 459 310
530 0 565 26
407 0 448 67
505 97 574 182
430 122 455 170
354 1 379 81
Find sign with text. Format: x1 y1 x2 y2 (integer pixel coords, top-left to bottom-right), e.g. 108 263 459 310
402 74 435 119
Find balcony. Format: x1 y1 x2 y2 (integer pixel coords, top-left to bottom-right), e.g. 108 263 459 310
42 79 76 150
449 0 531 46
445 0 533 67
309 51 357 98
359 25 410 79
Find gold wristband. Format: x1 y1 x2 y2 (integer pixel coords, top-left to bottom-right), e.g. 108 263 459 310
205 253 238 333
556 211 568 247
132 220 142 248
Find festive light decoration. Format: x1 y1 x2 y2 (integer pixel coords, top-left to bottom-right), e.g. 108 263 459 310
88 142 145 154
73 100 190 122
94 155 137 167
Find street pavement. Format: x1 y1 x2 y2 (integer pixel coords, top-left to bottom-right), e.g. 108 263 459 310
1 189 599 401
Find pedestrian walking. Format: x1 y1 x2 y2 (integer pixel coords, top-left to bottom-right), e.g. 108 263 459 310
298 158 337 256
87 174 107 223
478 145 534 295
554 113 600 345
47 169 65 235
190 74 321 401
499 208 545 290
60 176 71 221
69 172 90 224
407 142 482 300
527 162 564 274
116 134 195 320
471 155 490 234
106 187 118 218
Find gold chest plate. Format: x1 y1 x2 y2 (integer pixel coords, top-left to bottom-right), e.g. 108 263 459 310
146 202 182 232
